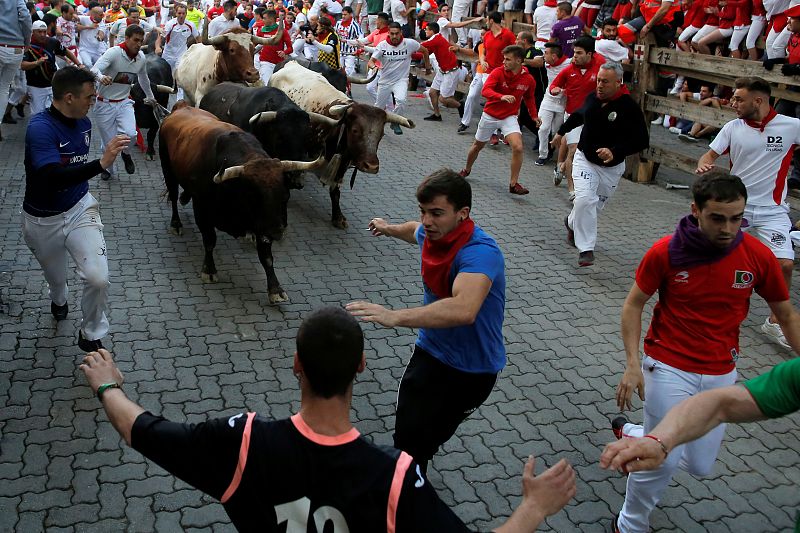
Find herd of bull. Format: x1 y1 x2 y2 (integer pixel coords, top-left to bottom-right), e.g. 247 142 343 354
128 22 417 304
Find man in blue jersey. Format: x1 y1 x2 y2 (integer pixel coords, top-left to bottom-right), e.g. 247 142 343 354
22 66 128 352
81 306 576 531
347 168 506 473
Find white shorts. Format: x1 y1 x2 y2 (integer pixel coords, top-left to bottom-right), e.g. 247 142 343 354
744 205 794 260
717 27 734 38
678 25 701 42
565 124 582 145
431 68 459 98
475 112 520 142
691 24 718 43
729 25 750 49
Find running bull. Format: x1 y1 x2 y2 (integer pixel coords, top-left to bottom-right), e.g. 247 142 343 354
132 54 175 160
269 61 413 229
159 104 324 303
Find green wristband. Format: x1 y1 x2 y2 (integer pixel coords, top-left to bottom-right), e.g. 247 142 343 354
97 382 121 401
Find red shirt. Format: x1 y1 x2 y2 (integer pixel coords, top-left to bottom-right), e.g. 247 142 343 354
141 0 158 15
702 0 719 26
683 0 707 28
549 52 605 113
208 6 224 19
482 66 538 120
640 0 681 23
483 27 516 71
752 0 765 17
636 234 789 375
257 23 293 63
613 1 632 20
731 0 752 26
421 33 457 71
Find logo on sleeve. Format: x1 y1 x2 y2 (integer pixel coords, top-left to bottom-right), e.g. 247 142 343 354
732 270 754 289
674 271 689 283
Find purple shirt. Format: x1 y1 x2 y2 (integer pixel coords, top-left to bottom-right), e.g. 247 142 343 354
550 15 584 57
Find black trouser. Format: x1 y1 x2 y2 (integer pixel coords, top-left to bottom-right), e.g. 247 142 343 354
393 345 497 472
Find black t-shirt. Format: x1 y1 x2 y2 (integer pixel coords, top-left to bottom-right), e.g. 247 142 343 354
524 46 546 107
131 411 474 532
24 38 67 88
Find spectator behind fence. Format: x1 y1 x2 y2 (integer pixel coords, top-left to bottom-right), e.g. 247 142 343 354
80 306 577 532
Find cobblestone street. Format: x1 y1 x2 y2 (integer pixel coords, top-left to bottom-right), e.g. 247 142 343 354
1 85 799 532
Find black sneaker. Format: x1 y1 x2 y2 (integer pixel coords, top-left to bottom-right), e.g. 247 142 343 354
456 123 468 134
16 104 25 118
100 170 111 181
51 302 68 321
78 330 104 352
457 100 465 118
564 216 575 247
121 152 135 174
2 113 17 124
423 113 442 121
534 157 547 166
678 133 699 144
579 250 595 266
612 416 629 440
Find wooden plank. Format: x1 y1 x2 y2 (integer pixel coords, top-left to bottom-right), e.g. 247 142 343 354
660 65 800 104
648 47 800 88
644 94 738 129
641 146 727 176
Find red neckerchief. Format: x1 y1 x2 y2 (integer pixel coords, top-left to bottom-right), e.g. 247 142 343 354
744 107 777 132
599 85 630 102
421 218 475 299
126 16 137 24
549 54 568 67
119 41 138 60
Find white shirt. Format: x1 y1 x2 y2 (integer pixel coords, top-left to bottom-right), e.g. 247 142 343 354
162 19 198 61
390 0 407 24
436 16 452 41
371 37 420 84
56 16 77 48
110 18 153 42
78 16 110 54
91 46 154 100
594 38 629 62
539 57 570 112
532 5 557 41
208 15 240 37
710 113 800 207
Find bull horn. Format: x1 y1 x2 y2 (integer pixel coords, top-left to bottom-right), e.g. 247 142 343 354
251 22 283 45
155 84 176 93
308 112 339 128
386 112 415 129
329 104 351 118
140 44 150 52
280 153 326 172
201 15 227 46
248 111 278 128
213 165 245 183
347 68 378 85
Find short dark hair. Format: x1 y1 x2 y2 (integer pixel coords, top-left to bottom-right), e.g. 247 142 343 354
416 168 472 210
87 1 100 8
735 76 771 97
264 8 276 17
254 7 265 16
692 173 748 210
427 21 439 33
296 307 364 399
603 17 618 26
388 21 401 29
573 35 595 53
503 44 524 59
517 30 534 44
342 5 353 13
377 11 390 21
544 41 563 56
52 66 96 100
124 24 145 38
488 10 502 23
223 0 236 9
557 1 572 13
318 16 332 28
61 3 72 13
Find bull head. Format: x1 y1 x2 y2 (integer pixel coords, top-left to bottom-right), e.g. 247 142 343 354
308 112 339 129
214 154 326 184
328 104 352 119
346 68 378 85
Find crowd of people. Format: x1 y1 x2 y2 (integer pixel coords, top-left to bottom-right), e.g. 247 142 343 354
2 0 800 530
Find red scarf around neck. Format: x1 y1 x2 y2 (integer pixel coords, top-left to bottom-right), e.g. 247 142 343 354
119 41 138 59
744 107 777 132
421 218 475 299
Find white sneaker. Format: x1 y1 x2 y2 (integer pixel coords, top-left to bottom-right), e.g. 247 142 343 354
669 126 682 134
669 76 685 95
761 317 791 349
651 115 663 124
663 114 672 128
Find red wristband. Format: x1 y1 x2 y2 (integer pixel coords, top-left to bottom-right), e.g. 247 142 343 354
643 434 669 457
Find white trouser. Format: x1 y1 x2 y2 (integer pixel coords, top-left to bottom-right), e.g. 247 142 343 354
461 72 487 127
766 25 790 58
451 0 471 45
746 15 766 49
79 48 105 69
160 6 170 25
537 107 564 159
729 24 750 50
9 67 26 106
342 54 357 77
22 193 110 341
617 354 737 533
0 47 24 117
366 70 380 100
567 149 624 252
367 14 378 34
258 60 277 84
375 77 407 115
29 86 53 115
92 98 136 176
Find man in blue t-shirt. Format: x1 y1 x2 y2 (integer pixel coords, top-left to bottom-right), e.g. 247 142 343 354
22 66 128 352
347 168 506 472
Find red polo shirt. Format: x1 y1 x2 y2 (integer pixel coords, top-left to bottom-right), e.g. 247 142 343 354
421 33 457 71
483 27 516 71
549 52 605 113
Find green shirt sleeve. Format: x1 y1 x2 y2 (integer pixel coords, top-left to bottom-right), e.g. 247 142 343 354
743 358 800 419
